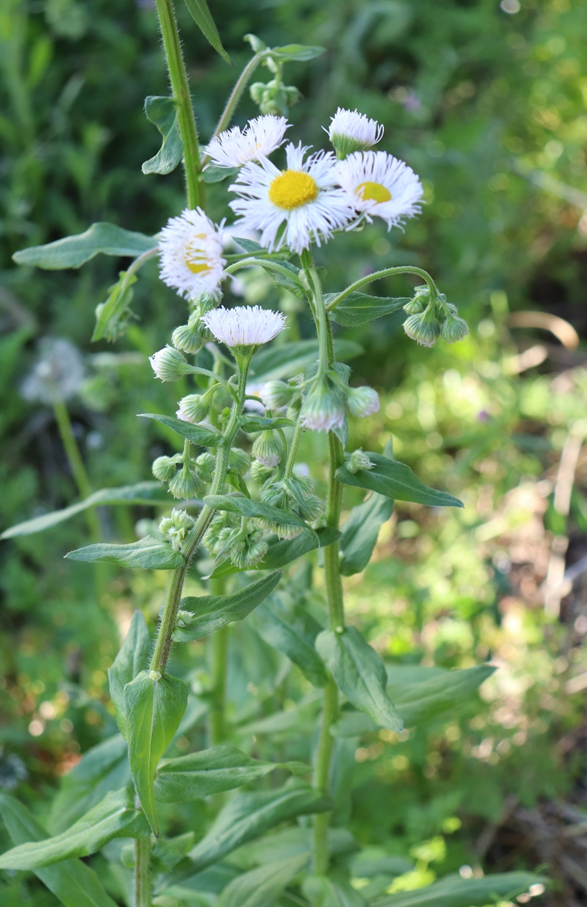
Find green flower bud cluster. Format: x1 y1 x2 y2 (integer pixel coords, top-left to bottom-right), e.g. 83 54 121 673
258 476 322 539
159 509 195 552
250 459 276 484
152 450 219 499
348 449 373 473
203 512 267 569
403 285 469 347
250 80 301 117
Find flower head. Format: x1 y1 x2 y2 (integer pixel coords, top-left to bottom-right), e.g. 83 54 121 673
300 376 346 433
229 143 355 254
158 208 226 300
327 108 384 158
337 151 423 229
201 305 286 350
205 115 290 168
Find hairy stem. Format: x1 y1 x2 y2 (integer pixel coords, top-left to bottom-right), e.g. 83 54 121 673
155 0 203 209
325 265 439 312
133 836 151 907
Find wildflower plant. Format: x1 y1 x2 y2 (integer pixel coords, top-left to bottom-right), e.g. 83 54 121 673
0 4 545 907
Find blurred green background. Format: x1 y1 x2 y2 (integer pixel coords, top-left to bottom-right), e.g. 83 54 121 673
1 0 586 905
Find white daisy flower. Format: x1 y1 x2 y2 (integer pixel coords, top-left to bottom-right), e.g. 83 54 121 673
337 151 423 229
228 143 355 254
327 108 384 157
205 115 290 168
202 306 287 350
158 208 226 300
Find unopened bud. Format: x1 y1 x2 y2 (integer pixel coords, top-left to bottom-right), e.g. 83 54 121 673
149 346 193 382
403 311 441 347
152 455 179 482
229 448 251 476
250 460 275 483
172 322 203 355
260 380 296 410
159 508 194 551
252 430 283 467
347 385 380 418
403 298 426 315
195 452 216 483
300 377 346 433
349 449 373 473
168 464 200 500
176 393 210 424
441 313 469 343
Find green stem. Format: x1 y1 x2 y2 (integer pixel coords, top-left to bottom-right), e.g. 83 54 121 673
53 399 100 542
325 265 439 312
225 258 306 293
202 52 267 163
284 419 303 479
133 836 151 907
155 0 203 209
209 621 229 746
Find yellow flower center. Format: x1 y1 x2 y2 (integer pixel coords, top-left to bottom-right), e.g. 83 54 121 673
356 181 392 203
185 234 210 274
268 170 318 210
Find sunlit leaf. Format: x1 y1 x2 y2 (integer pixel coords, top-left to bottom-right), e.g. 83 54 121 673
13 223 156 269
142 96 183 175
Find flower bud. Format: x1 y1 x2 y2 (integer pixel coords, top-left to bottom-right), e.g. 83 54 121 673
195 452 216 483
441 313 469 343
229 448 251 476
168 464 200 500
403 311 441 347
149 346 193 382
152 455 179 482
171 322 204 355
176 393 210 424
349 449 373 473
252 430 283 467
260 380 296 410
347 385 380 418
403 298 425 315
159 509 194 551
250 460 275 483
300 377 346 433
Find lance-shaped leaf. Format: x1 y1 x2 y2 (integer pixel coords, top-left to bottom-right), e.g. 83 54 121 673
239 415 294 433
251 339 363 382
209 526 340 579
0 789 148 870
336 453 463 508
326 293 410 327
162 779 331 887
172 572 282 642
142 96 183 175
13 223 156 269
154 744 307 802
217 852 310 907
259 260 306 299
269 44 325 62
204 494 311 533
376 872 547 907
124 670 188 836
232 236 267 255
0 794 119 907
1 481 172 539
203 163 239 183
108 611 151 740
139 412 223 447
340 493 394 576
66 537 184 570
250 599 327 687
183 0 231 63
316 627 402 733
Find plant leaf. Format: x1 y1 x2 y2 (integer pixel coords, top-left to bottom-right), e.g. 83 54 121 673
66 537 184 570
251 339 363 382
92 270 138 342
239 415 294 432
124 670 188 836
251 599 327 687
259 260 305 299
139 412 223 447
304 874 367 907
1 481 172 539
172 572 282 642
217 852 310 907
13 223 156 269
142 96 183 175
336 453 463 508
0 795 120 907
49 735 130 834
0 789 148 870
203 163 239 183
208 526 340 579
326 293 410 327
376 872 547 907
316 627 402 732
162 780 331 887
387 664 496 727
154 744 306 802
231 236 267 254
108 611 151 740
182 0 231 64
340 493 393 576
269 44 325 62
204 494 310 532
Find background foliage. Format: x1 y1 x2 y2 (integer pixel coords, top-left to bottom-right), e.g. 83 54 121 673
1 0 586 905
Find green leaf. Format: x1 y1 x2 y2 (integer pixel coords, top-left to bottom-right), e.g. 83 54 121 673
49 736 130 834
237 826 357 867
326 293 410 327
209 526 340 579
182 0 231 63
316 627 402 732
125 670 188 836
269 44 325 62
340 493 393 576
251 599 327 687
217 853 310 907
142 96 183 175
231 236 267 254
1 481 172 539
66 537 184 570
376 872 547 907
139 412 223 447
0 789 148 870
92 270 138 342
336 453 463 508
108 611 151 740
260 260 305 299
154 744 306 802
251 339 363 382
172 572 282 642
387 664 496 728
163 780 330 886
13 223 156 269
204 494 311 533
0 794 120 907
239 415 294 432
304 874 367 907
